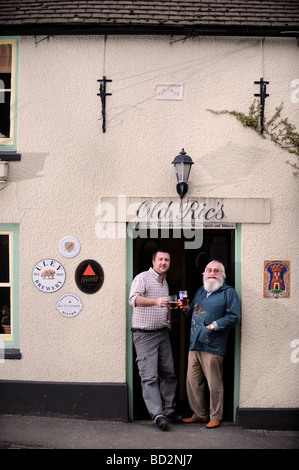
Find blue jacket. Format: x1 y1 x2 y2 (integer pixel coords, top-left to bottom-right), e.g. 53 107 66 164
187 284 241 355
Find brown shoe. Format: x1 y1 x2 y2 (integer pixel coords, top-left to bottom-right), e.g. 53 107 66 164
206 420 222 428
183 417 209 423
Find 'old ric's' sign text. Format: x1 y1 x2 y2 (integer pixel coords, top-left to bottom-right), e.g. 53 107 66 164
136 199 225 222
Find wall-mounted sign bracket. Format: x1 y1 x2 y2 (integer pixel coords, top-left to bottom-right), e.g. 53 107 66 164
254 77 269 134
97 76 112 133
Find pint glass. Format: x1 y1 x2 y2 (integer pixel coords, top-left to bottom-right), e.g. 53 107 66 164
169 295 178 309
179 290 189 308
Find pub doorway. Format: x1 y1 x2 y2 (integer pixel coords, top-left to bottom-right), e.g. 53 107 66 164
132 228 237 422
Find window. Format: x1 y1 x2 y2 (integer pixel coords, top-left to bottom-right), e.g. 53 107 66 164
0 38 18 149
0 225 20 354
0 233 11 337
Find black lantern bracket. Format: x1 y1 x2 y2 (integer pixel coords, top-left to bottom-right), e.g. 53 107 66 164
97 76 112 133
254 77 269 134
176 181 189 199
172 148 194 199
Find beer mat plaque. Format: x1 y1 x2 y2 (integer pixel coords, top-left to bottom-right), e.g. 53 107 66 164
59 236 81 258
75 259 104 294
56 293 83 318
32 259 66 293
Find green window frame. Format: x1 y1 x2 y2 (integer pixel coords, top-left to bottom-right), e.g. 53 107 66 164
0 224 20 356
0 38 18 150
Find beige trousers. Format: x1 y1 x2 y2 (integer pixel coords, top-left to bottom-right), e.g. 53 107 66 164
186 350 224 421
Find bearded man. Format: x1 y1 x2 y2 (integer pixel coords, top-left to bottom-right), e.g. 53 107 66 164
180 260 240 429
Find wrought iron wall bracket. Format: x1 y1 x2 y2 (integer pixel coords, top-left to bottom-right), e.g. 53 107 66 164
254 77 269 134
97 76 112 133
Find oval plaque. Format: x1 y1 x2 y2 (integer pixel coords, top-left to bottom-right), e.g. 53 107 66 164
75 259 104 294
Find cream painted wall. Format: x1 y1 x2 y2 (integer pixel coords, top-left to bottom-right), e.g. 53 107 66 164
0 35 298 408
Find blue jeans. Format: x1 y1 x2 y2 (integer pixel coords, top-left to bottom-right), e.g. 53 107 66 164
133 328 178 421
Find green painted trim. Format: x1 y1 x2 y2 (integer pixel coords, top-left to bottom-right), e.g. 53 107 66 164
0 224 20 349
0 37 19 151
13 37 19 151
233 223 242 422
126 225 134 421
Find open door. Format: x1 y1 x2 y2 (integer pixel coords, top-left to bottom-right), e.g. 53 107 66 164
132 228 236 421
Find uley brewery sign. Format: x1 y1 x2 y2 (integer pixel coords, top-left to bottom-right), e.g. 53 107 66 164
32 259 66 293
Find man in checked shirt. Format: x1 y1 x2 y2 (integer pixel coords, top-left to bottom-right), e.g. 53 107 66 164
129 248 182 431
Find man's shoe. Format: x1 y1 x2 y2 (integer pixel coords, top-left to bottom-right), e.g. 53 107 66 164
156 416 169 431
206 420 222 429
165 411 183 423
183 417 208 423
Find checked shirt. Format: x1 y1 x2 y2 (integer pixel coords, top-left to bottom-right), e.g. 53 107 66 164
129 267 169 330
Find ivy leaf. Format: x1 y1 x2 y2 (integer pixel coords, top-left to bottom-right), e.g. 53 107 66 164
207 101 299 174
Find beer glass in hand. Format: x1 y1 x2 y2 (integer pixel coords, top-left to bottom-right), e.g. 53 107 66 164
179 290 189 308
169 295 178 309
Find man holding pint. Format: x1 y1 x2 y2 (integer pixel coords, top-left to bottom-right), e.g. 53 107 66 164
129 248 182 431
180 260 240 429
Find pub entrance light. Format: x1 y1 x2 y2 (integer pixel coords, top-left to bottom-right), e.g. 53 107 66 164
172 148 194 199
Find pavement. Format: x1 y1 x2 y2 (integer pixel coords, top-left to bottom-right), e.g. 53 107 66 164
0 414 299 451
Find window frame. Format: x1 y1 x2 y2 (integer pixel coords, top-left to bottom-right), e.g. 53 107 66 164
0 224 20 352
0 37 18 150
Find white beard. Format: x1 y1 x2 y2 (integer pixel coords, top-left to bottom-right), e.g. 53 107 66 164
203 276 224 292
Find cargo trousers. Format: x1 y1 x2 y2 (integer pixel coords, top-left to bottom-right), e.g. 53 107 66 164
133 328 178 421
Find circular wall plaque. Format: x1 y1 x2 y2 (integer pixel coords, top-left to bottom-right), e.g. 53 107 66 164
56 293 83 318
32 259 66 293
75 259 104 294
59 236 81 258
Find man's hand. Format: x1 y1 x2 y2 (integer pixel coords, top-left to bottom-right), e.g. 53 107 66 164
156 297 169 308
